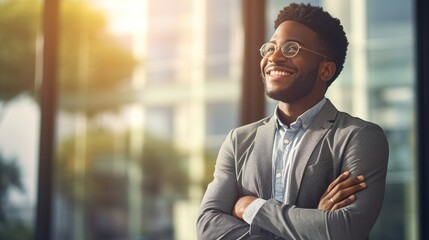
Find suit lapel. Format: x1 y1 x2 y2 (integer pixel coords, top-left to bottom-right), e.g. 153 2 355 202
287 100 338 204
251 117 276 199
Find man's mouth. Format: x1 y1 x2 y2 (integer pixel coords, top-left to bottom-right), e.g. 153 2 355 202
268 70 292 77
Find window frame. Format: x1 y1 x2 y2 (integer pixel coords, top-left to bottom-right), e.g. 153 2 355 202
416 0 429 239
34 0 59 239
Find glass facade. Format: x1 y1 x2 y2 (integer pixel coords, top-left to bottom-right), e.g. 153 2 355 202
0 0 41 239
0 0 418 239
51 0 242 239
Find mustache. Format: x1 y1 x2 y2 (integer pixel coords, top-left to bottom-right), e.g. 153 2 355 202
264 63 278 69
264 63 292 70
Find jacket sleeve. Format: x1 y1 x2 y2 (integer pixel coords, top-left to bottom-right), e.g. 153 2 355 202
196 130 249 239
248 124 389 240
196 130 276 240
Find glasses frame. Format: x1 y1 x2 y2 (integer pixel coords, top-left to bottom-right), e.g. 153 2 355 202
259 41 331 60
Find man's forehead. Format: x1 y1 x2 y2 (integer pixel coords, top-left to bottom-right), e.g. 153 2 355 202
271 20 318 43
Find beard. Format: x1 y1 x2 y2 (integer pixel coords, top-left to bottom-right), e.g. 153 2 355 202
261 65 320 103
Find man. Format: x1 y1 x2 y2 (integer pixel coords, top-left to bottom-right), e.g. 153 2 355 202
197 3 388 240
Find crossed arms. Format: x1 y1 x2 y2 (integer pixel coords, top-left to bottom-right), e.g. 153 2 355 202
233 171 366 220
197 123 388 240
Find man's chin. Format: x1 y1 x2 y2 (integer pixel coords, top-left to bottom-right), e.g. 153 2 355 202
265 89 284 102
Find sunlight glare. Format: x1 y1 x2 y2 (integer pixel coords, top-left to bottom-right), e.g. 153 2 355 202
92 0 148 35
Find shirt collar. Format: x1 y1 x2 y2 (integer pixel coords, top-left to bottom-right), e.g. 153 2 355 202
274 98 327 130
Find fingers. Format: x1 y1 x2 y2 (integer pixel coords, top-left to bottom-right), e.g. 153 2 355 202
333 174 365 192
330 180 366 205
325 171 350 194
331 194 356 210
318 171 367 211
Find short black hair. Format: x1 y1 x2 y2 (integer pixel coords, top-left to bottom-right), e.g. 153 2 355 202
274 3 349 86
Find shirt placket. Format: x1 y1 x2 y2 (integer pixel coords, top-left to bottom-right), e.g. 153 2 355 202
273 126 295 202
281 125 300 202
273 127 284 202
274 122 301 203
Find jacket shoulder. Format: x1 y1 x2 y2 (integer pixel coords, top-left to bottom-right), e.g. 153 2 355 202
335 111 385 132
231 116 273 137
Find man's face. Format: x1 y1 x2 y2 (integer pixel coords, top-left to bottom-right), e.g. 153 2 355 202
260 20 327 104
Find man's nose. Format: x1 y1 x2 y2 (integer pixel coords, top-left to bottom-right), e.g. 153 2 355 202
268 47 287 62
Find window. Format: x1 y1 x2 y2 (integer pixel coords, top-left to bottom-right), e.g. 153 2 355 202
0 0 41 239
5 0 242 239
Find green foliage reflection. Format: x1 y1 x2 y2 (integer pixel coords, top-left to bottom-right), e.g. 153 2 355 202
0 0 136 112
0 0 39 102
0 154 28 240
55 128 188 238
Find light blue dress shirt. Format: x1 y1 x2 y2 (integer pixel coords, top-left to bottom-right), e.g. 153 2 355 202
243 98 327 224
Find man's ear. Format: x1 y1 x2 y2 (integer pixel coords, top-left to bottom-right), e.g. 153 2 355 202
319 61 336 82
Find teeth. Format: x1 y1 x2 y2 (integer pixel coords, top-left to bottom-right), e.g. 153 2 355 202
269 70 291 76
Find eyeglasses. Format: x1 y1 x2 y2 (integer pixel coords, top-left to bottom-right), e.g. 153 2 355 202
259 41 331 59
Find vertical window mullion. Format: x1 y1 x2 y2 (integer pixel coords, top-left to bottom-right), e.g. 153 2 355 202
34 0 59 239
240 0 266 125
417 0 429 239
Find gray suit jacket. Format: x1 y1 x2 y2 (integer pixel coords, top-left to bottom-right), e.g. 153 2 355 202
197 100 389 240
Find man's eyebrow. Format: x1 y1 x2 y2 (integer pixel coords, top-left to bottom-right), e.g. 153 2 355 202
270 39 307 46
289 39 305 45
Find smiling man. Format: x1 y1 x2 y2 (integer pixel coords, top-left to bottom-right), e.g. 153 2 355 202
197 3 388 240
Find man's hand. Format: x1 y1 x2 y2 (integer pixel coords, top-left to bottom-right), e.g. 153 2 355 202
318 171 367 210
232 196 257 220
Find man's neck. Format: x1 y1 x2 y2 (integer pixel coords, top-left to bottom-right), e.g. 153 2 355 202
277 97 324 126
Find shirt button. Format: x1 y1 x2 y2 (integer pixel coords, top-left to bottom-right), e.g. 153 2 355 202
284 139 289 144
276 173 282 178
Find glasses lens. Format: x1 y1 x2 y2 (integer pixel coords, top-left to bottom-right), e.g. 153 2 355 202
260 43 276 57
281 42 299 58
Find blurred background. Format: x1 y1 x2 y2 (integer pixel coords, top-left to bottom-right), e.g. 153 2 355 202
0 0 419 239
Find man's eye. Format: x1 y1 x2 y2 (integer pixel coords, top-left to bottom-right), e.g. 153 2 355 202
267 46 275 52
286 47 298 53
